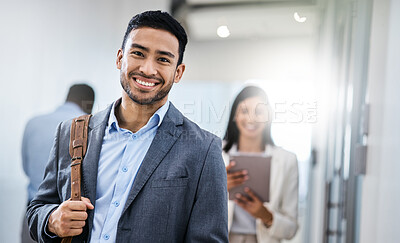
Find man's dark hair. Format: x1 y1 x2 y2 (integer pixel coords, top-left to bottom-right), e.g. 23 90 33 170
121 10 188 66
66 84 95 114
223 86 274 153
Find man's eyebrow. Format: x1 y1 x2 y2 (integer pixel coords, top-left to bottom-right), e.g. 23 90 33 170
157 50 175 59
130 43 149 52
130 43 176 59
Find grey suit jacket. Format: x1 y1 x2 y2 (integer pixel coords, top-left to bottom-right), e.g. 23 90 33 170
27 102 228 243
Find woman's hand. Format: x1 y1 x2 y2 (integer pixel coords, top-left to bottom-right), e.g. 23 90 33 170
234 187 274 227
226 161 248 191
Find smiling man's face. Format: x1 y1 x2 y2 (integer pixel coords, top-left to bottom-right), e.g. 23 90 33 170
116 27 185 106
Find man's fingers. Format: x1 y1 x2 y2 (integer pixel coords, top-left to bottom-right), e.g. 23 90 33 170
65 197 94 211
69 211 88 221
48 200 90 238
69 220 86 229
81 197 94 210
67 201 89 211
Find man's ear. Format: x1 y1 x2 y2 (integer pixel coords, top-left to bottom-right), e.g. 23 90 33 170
116 49 123 70
174 63 186 83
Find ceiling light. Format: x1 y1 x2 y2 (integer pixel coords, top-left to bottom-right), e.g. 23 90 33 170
294 12 307 23
217 25 230 38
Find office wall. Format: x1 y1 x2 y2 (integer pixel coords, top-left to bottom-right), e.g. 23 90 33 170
359 0 400 242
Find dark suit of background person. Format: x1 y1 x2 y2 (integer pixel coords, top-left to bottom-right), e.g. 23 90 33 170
26 11 228 243
21 84 95 243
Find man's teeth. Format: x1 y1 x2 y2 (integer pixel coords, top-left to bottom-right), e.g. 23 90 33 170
136 79 155 87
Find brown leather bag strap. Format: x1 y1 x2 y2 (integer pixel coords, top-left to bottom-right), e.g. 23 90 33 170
69 114 91 200
61 114 91 243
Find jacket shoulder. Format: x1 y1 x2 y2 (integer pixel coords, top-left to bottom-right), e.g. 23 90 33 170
181 115 221 144
57 103 111 140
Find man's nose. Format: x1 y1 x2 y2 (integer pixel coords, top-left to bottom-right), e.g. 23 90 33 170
139 59 157 76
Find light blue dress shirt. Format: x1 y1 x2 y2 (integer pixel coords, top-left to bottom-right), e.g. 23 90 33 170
22 102 85 202
89 100 169 243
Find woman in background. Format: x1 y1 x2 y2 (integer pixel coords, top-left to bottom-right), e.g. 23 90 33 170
223 86 299 243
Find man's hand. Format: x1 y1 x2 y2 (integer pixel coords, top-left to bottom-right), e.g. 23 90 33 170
47 197 94 237
226 161 248 191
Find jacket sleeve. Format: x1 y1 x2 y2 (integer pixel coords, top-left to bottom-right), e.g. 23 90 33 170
257 153 299 240
26 122 63 243
184 137 229 243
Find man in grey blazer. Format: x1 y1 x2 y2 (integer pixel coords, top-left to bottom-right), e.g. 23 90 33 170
26 10 228 242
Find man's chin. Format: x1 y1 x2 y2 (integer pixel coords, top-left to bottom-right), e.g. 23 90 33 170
127 94 162 106
121 80 170 106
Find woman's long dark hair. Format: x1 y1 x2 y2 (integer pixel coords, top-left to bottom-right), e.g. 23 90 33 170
223 86 274 153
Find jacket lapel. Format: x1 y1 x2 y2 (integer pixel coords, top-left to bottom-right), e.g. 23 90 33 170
81 104 112 234
122 103 183 214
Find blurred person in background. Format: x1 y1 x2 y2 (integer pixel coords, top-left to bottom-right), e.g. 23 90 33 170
223 86 298 243
21 83 95 243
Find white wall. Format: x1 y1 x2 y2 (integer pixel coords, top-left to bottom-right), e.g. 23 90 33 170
0 0 168 241
360 0 400 242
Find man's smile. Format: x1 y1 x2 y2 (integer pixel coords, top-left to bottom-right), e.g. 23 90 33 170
130 74 163 91
135 78 156 87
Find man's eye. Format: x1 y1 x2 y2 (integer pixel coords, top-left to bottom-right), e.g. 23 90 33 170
158 57 170 63
131 51 144 57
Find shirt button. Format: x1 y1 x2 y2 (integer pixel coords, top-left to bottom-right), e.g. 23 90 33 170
103 234 110 240
122 167 128 172
114 201 120 207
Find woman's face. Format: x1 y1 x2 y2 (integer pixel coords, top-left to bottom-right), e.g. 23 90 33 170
235 96 270 139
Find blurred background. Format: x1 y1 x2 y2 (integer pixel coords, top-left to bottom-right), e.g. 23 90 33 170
0 0 398 242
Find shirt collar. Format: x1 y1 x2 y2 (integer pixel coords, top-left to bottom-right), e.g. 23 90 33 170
107 99 170 134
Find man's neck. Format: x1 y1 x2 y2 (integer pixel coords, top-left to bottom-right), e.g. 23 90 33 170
116 94 166 133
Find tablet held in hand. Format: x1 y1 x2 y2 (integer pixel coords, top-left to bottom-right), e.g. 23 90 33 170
228 154 271 202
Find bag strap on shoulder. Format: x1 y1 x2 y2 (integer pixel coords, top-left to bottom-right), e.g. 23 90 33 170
69 114 91 200
62 114 91 243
